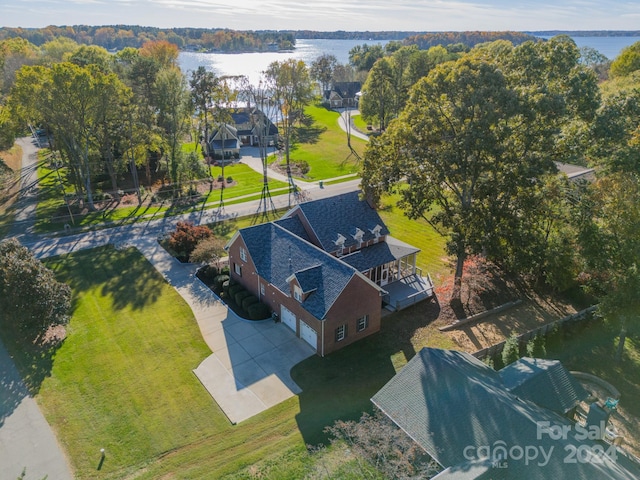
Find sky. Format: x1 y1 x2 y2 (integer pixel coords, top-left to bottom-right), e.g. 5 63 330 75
1 0 639 32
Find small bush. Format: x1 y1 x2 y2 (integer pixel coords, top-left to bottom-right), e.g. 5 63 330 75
228 283 244 298
526 334 547 358
222 280 231 295
242 295 259 311
217 175 224 182
166 221 212 262
202 265 219 280
234 289 251 306
247 303 271 320
502 334 521 366
226 176 233 183
221 265 230 275
213 274 229 290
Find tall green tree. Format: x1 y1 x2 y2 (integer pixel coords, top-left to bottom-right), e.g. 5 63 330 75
362 38 599 299
359 57 394 131
0 238 71 335
154 67 190 195
310 53 337 93
189 66 219 155
610 41 640 78
264 59 313 198
349 43 385 71
577 173 640 362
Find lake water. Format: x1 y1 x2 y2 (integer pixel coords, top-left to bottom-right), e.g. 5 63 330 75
178 36 640 82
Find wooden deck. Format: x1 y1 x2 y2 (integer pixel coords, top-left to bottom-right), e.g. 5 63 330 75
382 274 435 311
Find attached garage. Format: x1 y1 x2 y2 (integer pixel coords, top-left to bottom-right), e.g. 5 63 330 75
299 320 318 351
280 305 296 332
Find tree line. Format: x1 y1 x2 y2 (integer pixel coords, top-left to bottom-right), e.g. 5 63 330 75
0 26 295 52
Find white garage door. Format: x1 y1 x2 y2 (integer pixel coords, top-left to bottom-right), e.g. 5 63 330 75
299 321 318 351
280 305 296 332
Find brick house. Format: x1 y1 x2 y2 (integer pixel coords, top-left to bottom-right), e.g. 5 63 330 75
225 191 434 355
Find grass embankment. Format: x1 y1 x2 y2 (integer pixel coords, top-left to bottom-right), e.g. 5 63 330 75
271 104 366 181
0 143 23 237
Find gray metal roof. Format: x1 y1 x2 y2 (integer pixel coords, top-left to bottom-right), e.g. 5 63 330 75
288 191 390 253
372 348 640 480
239 222 358 319
499 357 589 415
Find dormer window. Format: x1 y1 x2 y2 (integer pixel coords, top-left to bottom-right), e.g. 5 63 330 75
352 227 364 244
334 233 346 256
370 224 382 243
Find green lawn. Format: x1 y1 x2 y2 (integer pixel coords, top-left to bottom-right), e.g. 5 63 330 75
378 193 452 282
270 104 366 181
352 113 372 135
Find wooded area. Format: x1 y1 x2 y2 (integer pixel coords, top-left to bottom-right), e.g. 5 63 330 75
0 25 295 52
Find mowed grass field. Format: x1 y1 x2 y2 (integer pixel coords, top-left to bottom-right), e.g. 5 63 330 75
271 104 366 181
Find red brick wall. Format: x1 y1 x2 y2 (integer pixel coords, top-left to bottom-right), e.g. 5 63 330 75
228 234 382 356
322 274 382 355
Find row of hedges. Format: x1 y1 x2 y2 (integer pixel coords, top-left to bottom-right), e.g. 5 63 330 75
224 281 271 320
196 265 271 320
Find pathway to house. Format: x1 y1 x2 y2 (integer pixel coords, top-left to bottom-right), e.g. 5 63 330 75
128 237 315 424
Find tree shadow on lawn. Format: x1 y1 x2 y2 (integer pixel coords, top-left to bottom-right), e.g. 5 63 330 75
292 299 441 446
0 322 65 413
294 124 326 145
46 245 162 312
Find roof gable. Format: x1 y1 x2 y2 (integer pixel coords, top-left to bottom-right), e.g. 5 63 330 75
499 357 589 415
289 191 390 252
372 348 640 479
238 222 359 319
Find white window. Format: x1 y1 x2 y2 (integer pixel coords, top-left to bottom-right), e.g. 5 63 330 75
240 247 247 262
294 285 302 302
234 263 242 276
335 324 346 342
260 283 265 296
357 315 369 332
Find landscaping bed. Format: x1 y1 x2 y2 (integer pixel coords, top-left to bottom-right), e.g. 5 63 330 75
196 265 271 320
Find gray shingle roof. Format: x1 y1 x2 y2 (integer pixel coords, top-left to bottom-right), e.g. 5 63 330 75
274 216 311 243
239 222 357 319
499 357 589 415
290 191 390 253
372 348 640 480
341 236 419 272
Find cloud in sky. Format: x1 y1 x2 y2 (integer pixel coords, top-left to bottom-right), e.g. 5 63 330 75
1 0 639 31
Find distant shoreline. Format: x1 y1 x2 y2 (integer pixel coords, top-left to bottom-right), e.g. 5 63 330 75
527 30 640 37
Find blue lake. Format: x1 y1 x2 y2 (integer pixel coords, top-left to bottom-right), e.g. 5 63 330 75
178 36 640 82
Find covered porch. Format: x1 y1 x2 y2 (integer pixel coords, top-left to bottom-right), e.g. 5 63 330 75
340 236 435 311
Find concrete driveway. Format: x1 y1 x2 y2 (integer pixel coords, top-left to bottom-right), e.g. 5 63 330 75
131 238 315 424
